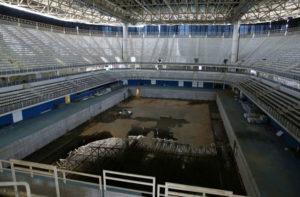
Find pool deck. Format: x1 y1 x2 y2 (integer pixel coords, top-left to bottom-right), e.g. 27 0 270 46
218 91 300 197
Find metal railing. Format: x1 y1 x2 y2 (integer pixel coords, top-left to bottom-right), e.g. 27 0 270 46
161 182 246 197
0 159 103 197
0 181 32 197
0 159 246 197
10 159 60 197
103 170 156 197
1 62 299 83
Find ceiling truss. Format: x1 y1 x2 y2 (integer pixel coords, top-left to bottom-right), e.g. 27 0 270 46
0 0 299 24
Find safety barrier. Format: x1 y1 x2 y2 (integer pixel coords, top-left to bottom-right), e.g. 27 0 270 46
158 182 247 197
0 181 32 197
0 62 298 87
103 170 156 196
162 182 246 197
0 159 246 197
10 159 60 197
0 159 102 197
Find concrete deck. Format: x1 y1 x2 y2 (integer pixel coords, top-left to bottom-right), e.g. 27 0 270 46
218 91 300 197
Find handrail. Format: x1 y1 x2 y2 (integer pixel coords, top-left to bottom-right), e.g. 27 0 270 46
164 182 245 197
103 170 156 197
58 169 102 191
157 184 165 197
0 181 32 197
0 62 299 83
0 159 247 197
10 159 60 197
0 159 104 197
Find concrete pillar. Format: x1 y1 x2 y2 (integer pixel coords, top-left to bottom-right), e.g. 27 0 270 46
122 23 128 61
231 21 240 63
158 25 161 37
285 20 289 36
239 90 243 99
268 22 271 37
12 110 23 123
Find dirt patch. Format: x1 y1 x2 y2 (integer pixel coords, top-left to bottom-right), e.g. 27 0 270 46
79 98 214 146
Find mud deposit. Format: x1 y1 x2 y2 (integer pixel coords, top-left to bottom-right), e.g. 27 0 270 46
25 97 246 195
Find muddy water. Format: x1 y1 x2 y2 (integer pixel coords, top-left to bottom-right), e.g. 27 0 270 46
25 97 246 195
127 116 188 140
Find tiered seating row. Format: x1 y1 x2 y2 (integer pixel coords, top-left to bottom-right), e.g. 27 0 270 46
239 79 300 141
0 23 122 71
1 20 300 81
239 36 300 80
0 72 117 115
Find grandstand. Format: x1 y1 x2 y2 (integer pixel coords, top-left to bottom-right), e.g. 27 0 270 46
0 0 299 197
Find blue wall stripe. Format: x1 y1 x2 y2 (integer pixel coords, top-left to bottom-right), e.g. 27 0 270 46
0 114 13 128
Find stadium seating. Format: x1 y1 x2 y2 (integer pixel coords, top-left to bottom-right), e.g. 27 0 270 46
0 18 299 140
0 22 122 70
127 37 232 63
1 18 300 81
0 72 117 115
239 79 300 139
239 35 300 79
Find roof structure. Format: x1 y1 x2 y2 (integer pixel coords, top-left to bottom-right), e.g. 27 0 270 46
0 0 299 24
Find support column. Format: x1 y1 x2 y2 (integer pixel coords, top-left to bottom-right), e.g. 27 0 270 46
122 23 128 61
231 21 240 63
158 25 161 37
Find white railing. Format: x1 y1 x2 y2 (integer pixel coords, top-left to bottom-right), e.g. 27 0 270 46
0 62 298 84
10 159 60 197
161 182 246 197
0 159 103 197
58 169 102 191
0 181 32 197
103 170 156 197
0 159 247 197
